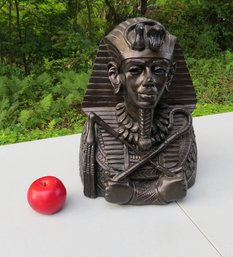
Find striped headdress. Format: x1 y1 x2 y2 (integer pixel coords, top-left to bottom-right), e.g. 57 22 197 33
82 17 196 115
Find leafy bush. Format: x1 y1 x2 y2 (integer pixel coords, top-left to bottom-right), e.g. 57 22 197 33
187 51 233 104
193 103 233 117
45 31 97 73
149 1 233 58
0 70 89 131
0 64 24 78
1 51 233 145
0 126 83 146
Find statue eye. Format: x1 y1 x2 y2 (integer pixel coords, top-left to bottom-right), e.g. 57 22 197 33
128 66 143 75
152 67 167 76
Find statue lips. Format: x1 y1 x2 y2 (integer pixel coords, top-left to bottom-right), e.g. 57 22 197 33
138 93 157 101
137 87 158 102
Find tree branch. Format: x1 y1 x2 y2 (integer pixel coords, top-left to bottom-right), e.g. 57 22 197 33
0 0 8 12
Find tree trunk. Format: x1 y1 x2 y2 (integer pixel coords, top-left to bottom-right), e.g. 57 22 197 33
85 0 92 35
73 0 78 31
0 38 2 63
140 0 147 16
8 0 12 64
14 0 29 74
105 0 121 27
14 0 21 40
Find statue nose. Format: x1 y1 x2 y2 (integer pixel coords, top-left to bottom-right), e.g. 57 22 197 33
147 77 154 83
143 67 157 88
143 77 156 88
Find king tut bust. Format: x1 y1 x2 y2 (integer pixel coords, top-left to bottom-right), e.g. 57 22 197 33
79 18 197 205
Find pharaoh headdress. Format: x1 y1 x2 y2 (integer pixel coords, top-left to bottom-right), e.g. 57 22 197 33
82 17 196 118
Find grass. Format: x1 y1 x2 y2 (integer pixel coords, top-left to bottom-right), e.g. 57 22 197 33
193 103 233 117
0 126 83 146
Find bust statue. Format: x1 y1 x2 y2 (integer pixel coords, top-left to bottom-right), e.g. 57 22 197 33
79 17 197 205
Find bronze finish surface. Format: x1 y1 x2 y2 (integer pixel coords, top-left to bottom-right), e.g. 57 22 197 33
79 17 197 205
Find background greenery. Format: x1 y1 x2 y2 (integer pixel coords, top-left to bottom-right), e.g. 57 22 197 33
0 0 233 145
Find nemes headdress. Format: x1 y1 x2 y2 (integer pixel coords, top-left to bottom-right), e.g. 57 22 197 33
82 17 196 114
105 18 176 62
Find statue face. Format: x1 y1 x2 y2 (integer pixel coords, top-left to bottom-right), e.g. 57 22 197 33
120 58 170 109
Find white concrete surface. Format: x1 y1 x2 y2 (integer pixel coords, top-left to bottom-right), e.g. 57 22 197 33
178 112 233 257
0 112 232 257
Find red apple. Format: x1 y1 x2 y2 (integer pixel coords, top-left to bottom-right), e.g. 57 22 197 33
27 176 67 215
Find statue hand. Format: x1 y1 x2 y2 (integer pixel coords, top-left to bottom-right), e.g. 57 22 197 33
105 180 134 204
157 172 187 203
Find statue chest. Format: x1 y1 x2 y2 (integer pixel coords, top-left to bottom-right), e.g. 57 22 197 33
95 117 188 180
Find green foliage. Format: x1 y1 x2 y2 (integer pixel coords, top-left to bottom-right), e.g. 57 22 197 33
0 126 83 146
187 51 233 104
0 0 106 74
148 0 233 58
49 31 97 72
0 71 89 131
1 51 233 145
1 0 232 71
193 103 233 117
0 0 233 145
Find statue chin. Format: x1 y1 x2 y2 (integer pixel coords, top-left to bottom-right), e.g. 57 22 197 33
136 100 158 109
135 94 159 109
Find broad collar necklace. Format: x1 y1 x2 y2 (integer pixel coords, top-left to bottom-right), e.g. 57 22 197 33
115 102 171 147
